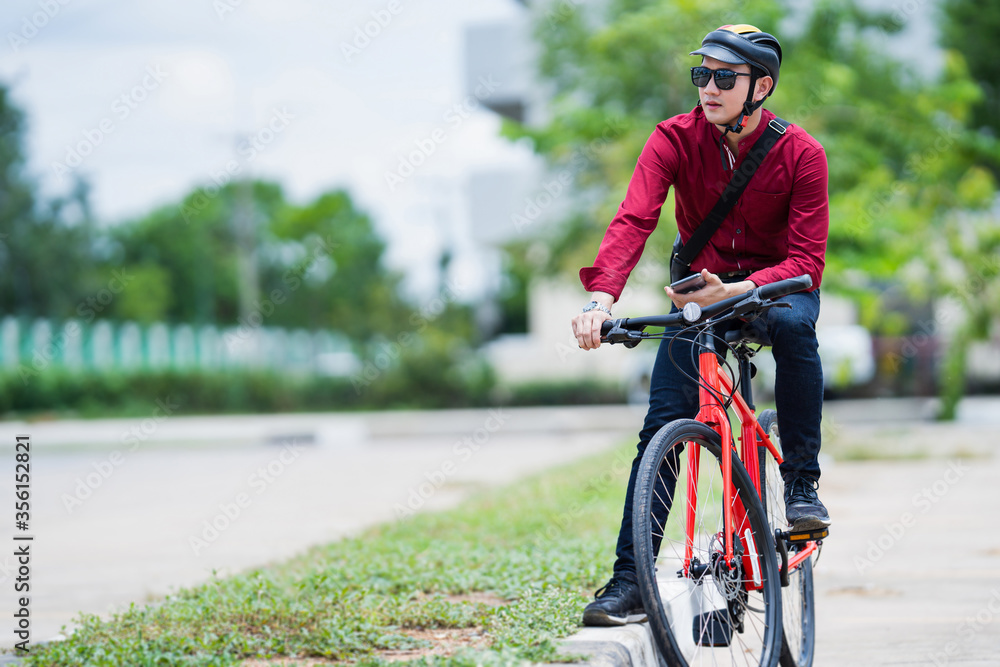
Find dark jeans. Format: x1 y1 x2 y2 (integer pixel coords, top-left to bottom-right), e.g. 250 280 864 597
612 289 823 583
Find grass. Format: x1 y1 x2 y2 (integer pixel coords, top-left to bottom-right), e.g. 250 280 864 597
15 442 638 666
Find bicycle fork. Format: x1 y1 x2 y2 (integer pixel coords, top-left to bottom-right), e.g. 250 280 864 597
686 330 763 591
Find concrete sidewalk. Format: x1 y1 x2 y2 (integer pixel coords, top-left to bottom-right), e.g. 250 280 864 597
552 405 1000 666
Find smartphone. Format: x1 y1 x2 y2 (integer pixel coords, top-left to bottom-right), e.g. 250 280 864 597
670 273 707 294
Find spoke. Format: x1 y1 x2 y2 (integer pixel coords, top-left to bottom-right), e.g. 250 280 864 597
640 436 778 667
650 506 666 538
652 480 671 520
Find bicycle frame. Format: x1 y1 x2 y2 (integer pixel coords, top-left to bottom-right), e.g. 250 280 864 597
685 326 818 588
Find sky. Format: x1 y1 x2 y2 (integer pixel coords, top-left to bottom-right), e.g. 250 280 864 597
0 0 941 299
0 0 535 297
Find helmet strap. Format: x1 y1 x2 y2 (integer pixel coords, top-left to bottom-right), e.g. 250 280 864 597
717 71 764 169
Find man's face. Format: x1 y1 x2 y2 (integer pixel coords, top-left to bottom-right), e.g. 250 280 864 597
697 56 763 126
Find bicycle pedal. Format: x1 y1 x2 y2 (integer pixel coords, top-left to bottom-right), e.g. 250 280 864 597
778 527 829 543
693 609 732 647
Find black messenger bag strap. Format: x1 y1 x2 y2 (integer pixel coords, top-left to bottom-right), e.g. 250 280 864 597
670 116 789 281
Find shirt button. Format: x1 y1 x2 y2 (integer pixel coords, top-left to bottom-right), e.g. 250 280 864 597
736 228 742 234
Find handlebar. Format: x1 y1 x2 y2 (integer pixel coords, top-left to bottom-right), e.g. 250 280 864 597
757 274 813 301
600 274 812 344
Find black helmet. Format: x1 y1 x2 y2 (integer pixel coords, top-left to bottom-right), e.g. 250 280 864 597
690 24 782 95
690 24 783 160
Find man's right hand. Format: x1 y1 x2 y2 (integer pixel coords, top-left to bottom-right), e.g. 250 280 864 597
571 292 614 350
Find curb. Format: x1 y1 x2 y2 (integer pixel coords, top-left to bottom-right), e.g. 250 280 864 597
556 624 662 667
0 397 973 452
0 631 663 667
0 404 647 451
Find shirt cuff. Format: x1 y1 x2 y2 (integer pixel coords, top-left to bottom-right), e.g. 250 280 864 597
579 267 627 302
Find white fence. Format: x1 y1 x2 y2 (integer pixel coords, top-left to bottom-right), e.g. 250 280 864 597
2 317 359 376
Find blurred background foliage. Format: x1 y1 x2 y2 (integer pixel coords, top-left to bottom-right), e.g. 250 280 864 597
1 0 998 417
502 0 1000 418
0 78 494 414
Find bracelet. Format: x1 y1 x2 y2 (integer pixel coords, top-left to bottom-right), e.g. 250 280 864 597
582 301 612 316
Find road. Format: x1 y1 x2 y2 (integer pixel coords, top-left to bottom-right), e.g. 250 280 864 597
1 398 998 665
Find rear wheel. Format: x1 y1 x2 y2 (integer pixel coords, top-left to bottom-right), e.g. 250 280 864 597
757 410 817 667
633 419 783 667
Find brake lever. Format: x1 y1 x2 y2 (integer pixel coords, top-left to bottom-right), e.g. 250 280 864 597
733 294 791 321
623 330 644 349
756 301 792 316
733 293 764 318
603 322 647 347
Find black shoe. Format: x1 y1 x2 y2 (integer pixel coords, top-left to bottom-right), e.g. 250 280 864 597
582 577 647 626
784 475 831 531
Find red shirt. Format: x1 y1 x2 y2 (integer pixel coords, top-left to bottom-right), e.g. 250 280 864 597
580 105 829 300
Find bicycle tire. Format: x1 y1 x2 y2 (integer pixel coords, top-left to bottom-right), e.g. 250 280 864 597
757 410 817 667
633 418 783 667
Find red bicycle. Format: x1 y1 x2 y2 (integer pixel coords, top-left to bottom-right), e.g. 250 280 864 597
601 274 825 667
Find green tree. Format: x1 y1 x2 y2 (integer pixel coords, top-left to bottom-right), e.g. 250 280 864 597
102 181 481 357
105 182 409 338
266 189 406 340
507 0 998 416
940 0 1000 146
0 81 491 409
0 84 99 318
108 181 287 324
938 0 1000 413
114 262 174 324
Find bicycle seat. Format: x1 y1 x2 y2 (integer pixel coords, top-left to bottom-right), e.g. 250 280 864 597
723 320 772 346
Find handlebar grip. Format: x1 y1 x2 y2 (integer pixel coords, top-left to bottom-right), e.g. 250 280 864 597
600 320 615 337
758 274 812 301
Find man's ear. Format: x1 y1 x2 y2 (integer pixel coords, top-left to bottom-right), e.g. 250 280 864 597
754 75 774 102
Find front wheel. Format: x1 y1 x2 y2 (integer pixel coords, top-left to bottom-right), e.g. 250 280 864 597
758 410 817 667
633 419 783 667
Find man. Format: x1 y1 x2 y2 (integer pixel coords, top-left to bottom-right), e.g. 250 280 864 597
570 24 831 627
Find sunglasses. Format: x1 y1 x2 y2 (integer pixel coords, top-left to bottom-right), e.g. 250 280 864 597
690 66 751 90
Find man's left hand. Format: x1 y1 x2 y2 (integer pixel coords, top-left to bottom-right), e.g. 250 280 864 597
664 269 757 309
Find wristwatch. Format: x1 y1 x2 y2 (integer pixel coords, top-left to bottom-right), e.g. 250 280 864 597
582 301 612 316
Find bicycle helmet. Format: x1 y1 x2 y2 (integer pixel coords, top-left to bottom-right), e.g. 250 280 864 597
690 24 782 142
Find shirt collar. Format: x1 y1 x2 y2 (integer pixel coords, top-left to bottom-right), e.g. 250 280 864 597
695 104 776 150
